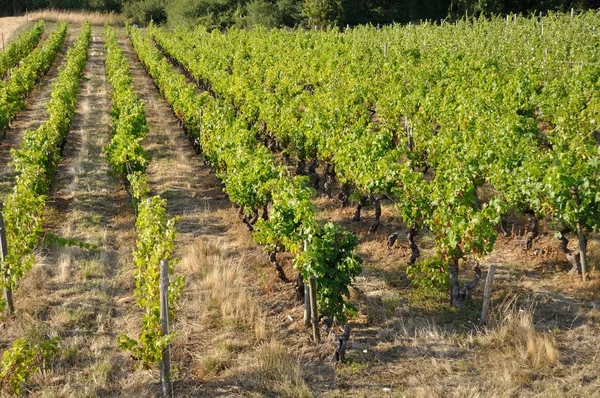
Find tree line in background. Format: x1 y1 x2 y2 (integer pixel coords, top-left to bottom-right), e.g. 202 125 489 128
1 0 600 30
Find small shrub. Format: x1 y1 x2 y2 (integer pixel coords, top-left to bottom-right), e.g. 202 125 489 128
406 256 450 292
0 331 59 395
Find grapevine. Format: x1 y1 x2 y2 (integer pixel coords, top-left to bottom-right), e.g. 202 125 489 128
0 21 45 79
104 25 184 368
0 22 67 132
0 23 91 312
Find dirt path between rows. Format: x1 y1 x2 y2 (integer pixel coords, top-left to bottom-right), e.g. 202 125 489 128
1 25 136 395
0 22 69 201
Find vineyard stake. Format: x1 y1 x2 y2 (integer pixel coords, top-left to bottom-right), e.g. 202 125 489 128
303 241 310 326
159 259 173 398
577 221 588 281
571 187 588 281
308 276 320 343
479 264 496 325
304 283 311 326
0 210 13 315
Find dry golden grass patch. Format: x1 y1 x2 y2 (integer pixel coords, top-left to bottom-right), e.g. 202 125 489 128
169 238 269 388
185 238 267 341
0 17 31 45
235 340 312 398
179 238 222 276
27 9 124 25
470 298 559 388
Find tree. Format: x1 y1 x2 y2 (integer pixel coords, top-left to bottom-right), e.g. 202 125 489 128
245 0 280 28
301 0 342 27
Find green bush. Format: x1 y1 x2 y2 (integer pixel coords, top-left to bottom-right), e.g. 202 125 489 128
123 0 167 25
244 0 280 28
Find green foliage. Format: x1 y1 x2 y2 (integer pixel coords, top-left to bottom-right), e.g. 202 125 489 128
0 21 44 78
295 223 362 322
301 0 342 27
253 176 316 254
43 232 98 250
0 23 90 306
107 26 184 369
244 0 280 28
0 22 67 132
277 0 301 26
149 12 600 296
4 0 600 27
165 0 244 29
127 171 151 199
104 25 150 179
139 25 362 324
122 0 167 26
117 196 184 367
406 256 450 292
0 332 58 395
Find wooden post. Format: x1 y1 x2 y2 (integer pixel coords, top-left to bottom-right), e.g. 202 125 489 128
0 210 13 315
308 276 320 343
571 8 574 18
576 222 588 282
383 42 387 58
571 187 588 281
479 264 497 326
304 283 311 326
303 241 310 326
159 259 172 398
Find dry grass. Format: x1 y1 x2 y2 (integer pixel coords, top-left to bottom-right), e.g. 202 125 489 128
0 17 30 44
27 9 124 26
472 297 559 387
237 340 312 398
169 238 273 391
185 239 267 341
